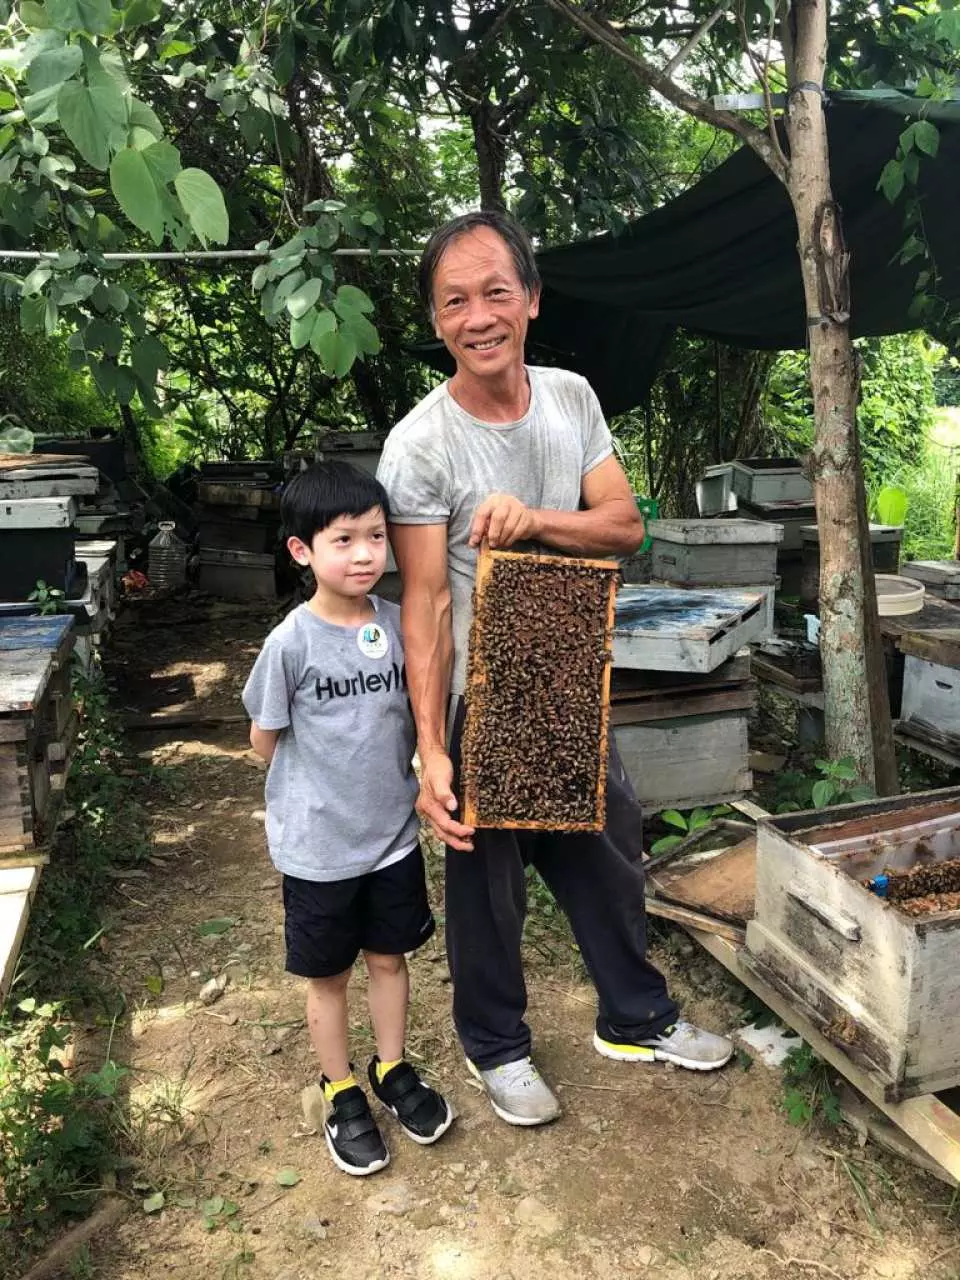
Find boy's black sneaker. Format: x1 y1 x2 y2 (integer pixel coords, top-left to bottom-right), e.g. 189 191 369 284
368 1057 454 1145
321 1080 389 1176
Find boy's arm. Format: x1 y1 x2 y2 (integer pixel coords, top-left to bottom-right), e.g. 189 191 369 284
250 723 280 764
388 522 475 852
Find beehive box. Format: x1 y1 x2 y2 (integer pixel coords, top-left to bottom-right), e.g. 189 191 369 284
730 458 813 506
0 615 76 864
198 548 277 600
799 523 903 611
462 547 619 830
899 631 960 749
745 786 960 1099
612 585 768 673
0 497 78 601
903 561 960 600
649 519 782 586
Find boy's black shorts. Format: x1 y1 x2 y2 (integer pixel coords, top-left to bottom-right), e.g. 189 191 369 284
282 846 435 979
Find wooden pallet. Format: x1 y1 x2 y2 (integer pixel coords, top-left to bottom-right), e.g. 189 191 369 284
462 546 619 831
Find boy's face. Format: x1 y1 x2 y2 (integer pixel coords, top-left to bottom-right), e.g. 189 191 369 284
287 505 388 599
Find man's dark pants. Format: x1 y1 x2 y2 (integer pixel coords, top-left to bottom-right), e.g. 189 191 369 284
445 699 679 1070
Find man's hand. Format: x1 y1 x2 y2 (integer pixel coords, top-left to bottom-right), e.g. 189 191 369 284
469 493 541 549
418 749 475 851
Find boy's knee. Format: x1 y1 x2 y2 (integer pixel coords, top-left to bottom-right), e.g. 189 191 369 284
306 968 351 995
363 950 406 977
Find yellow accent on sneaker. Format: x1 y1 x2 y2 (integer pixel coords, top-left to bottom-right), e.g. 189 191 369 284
323 1073 357 1101
376 1058 403 1084
595 1036 656 1061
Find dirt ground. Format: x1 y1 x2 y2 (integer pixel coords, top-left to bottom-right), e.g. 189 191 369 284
75 598 960 1280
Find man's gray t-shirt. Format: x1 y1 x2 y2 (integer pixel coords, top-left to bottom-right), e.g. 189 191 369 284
241 599 419 881
377 366 614 695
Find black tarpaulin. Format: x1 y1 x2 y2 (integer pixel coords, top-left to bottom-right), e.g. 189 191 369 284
417 91 960 416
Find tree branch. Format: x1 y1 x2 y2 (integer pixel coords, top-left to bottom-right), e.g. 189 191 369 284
542 0 789 183
664 3 725 77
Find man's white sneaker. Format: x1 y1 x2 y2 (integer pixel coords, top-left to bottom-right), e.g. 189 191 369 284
467 1056 561 1126
594 1020 734 1071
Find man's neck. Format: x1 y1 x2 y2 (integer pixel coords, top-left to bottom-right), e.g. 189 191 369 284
448 363 531 424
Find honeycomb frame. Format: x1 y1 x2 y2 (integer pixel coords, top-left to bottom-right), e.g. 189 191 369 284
461 545 620 831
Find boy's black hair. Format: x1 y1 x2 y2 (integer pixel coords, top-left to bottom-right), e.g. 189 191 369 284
281 459 390 545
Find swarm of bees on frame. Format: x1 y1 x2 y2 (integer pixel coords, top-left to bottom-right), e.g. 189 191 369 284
878 856 960 916
462 555 617 830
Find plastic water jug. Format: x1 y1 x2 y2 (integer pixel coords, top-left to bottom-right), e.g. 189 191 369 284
148 521 187 589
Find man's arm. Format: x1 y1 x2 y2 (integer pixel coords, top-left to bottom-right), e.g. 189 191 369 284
389 522 475 851
468 455 644 556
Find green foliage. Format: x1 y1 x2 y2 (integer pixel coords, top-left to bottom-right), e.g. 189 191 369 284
763 334 936 488
884 446 957 561
781 1041 842 1128
767 756 875 815
650 804 731 855
0 304 113 437
27 578 65 614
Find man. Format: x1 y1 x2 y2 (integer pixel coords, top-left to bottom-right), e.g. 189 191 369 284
377 210 733 1127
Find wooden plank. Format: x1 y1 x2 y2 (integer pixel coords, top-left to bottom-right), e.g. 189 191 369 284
0 873 38 1000
879 596 960 646
896 722 960 771
0 649 57 715
687 926 960 1184
751 651 823 695
899 629 960 671
197 481 281 510
610 685 755 726
0 477 97 500
644 897 746 943
650 835 757 925
462 546 619 831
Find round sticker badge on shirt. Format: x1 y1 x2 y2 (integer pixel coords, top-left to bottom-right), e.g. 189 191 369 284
357 622 389 660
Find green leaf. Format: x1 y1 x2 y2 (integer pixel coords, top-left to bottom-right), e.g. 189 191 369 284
173 167 228 246
913 119 939 157
57 80 111 170
650 834 684 855
289 309 316 350
20 2 53 26
847 784 876 802
275 1167 301 1187
197 917 236 936
309 308 337 355
688 807 710 830
811 779 835 809
202 1196 225 1216
340 310 380 356
131 333 167 385
20 294 46 333
140 139 180 184
877 159 904 204
251 263 269 292
128 96 163 139
333 283 374 315
144 974 163 995
26 44 83 94
287 277 323 319
660 809 688 832
123 0 163 27
110 147 163 241
142 1191 165 1214
47 0 113 34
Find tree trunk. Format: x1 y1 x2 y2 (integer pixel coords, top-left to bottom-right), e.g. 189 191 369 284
469 97 507 210
785 0 896 791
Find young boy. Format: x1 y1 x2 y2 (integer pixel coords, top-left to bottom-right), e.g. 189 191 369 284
242 460 453 1176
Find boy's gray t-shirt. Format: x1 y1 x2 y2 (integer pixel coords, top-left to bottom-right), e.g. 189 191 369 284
241 598 419 881
377 366 613 695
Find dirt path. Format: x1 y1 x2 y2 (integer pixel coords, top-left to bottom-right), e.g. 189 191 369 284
82 600 960 1280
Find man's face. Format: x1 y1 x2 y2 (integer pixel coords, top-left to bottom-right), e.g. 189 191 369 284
431 227 540 382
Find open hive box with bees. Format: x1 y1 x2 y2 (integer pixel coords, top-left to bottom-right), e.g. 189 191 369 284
461 547 620 831
744 786 960 1099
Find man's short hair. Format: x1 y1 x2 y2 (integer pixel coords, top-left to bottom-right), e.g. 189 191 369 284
282 459 390 545
418 210 541 316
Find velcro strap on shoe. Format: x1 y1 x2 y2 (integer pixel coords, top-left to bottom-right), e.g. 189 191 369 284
333 1088 378 1138
379 1063 423 1105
